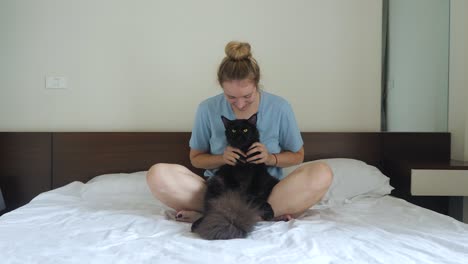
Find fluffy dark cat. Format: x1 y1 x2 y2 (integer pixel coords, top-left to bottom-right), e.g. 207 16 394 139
191 113 279 240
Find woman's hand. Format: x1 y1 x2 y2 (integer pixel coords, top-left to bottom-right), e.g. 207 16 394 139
223 146 246 166
246 142 274 165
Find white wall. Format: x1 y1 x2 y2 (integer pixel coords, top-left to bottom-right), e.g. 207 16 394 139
448 0 468 223
386 0 449 132
0 0 382 132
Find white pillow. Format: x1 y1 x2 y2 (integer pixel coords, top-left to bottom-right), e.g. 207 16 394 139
283 158 394 205
81 171 155 201
81 159 393 206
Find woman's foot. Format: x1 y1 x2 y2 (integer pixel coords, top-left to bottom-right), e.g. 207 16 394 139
168 210 203 223
273 214 293 222
166 210 291 222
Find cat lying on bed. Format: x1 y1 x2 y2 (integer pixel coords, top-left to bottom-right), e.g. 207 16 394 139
191 113 279 240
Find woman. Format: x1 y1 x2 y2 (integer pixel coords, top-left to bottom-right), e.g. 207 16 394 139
147 41 332 222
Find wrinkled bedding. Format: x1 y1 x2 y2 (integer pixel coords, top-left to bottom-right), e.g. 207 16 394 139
0 177 467 264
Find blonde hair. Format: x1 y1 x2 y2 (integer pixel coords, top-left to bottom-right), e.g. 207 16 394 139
217 41 261 87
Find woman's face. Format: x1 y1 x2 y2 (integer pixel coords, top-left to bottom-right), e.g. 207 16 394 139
222 79 258 112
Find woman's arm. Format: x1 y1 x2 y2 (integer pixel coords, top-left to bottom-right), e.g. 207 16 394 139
246 144 304 168
272 146 304 168
189 149 224 169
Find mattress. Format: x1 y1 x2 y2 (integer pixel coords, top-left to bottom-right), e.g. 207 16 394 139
0 172 467 264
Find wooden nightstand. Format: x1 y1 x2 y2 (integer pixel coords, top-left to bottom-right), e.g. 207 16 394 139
411 160 468 196
410 160 468 223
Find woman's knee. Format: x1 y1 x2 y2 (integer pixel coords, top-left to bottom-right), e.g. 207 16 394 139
297 161 333 191
146 163 176 193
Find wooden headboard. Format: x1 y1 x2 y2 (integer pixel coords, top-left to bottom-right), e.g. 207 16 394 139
0 132 450 215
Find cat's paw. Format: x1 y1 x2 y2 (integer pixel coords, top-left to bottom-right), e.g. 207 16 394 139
191 216 205 232
260 203 275 221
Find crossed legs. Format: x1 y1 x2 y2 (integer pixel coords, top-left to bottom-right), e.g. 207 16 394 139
146 162 333 222
146 164 206 222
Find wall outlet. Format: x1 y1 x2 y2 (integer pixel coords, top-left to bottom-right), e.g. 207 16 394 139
46 76 67 89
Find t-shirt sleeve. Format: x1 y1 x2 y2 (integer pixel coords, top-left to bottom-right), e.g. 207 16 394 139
279 102 303 152
189 103 211 151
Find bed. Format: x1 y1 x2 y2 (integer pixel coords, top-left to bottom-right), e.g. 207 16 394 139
0 132 467 263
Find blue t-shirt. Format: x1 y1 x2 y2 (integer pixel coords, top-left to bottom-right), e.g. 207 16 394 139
189 90 303 179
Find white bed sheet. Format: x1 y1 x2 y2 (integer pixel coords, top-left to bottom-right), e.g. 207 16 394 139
0 179 467 264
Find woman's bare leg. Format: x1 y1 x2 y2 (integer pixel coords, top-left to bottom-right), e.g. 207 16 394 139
146 163 206 222
147 162 332 222
268 161 333 219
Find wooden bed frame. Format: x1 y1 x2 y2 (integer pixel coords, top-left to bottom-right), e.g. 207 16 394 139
0 132 450 215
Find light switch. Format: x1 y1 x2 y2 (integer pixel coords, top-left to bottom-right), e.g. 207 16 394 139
46 76 67 89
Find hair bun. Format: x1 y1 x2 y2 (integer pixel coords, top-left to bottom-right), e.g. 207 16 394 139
225 41 252 60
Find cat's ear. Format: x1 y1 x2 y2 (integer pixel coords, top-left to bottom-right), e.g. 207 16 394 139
247 113 258 126
221 116 231 128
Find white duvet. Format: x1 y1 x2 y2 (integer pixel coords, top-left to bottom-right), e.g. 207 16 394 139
0 173 467 264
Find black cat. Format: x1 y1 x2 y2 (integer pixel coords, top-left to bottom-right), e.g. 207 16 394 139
191 113 279 240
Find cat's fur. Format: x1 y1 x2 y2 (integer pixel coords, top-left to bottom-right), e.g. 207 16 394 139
191 113 279 240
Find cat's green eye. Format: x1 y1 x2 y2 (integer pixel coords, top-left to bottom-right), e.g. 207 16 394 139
231 129 236 133
243 128 248 133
